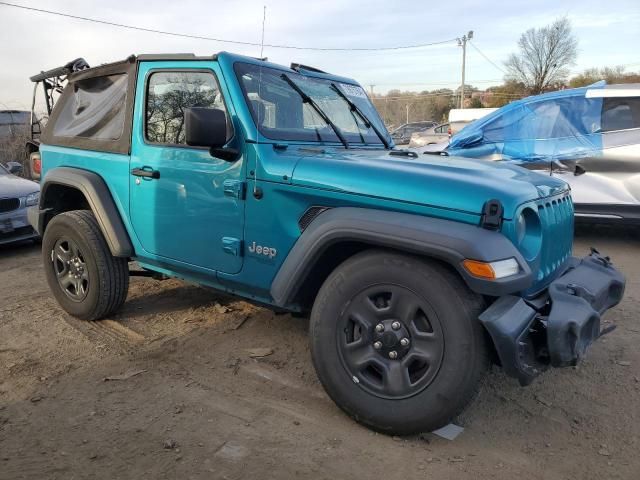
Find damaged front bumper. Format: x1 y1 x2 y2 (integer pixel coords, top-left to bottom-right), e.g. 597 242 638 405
479 249 625 386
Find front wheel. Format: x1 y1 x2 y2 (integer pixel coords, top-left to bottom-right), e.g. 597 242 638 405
309 250 488 435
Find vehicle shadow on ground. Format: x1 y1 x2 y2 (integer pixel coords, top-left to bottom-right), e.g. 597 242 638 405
0 239 39 257
116 282 238 320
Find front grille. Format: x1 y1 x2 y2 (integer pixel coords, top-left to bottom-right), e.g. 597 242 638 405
536 193 574 282
0 198 20 213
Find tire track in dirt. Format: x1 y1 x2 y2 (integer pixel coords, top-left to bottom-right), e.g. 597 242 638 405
61 317 147 348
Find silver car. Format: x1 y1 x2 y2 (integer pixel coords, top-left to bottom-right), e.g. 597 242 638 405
0 163 40 245
409 123 450 148
433 83 640 224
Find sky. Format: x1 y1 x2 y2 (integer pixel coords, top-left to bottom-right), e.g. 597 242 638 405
0 0 639 110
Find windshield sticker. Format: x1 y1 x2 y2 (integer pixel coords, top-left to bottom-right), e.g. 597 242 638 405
339 83 368 99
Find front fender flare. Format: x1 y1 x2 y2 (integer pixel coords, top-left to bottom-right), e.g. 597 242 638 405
36 167 133 257
270 207 532 306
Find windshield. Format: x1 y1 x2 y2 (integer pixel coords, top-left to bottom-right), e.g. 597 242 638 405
235 63 389 145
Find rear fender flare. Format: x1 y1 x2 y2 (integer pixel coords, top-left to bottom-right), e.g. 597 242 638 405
38 167 133 257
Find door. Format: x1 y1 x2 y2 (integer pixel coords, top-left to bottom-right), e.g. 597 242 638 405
129 62 244 274
563 96 640 206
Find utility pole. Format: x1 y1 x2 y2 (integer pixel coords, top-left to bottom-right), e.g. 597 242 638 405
406 103 411 124
457 30 473 109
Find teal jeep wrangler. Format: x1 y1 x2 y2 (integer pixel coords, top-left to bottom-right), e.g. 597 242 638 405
28 53 625 435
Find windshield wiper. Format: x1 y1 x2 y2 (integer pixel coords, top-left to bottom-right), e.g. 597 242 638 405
280 74 349 149
330 83 391 149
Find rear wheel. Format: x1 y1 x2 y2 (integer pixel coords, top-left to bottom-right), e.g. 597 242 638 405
43 210 129 320
310 250 488 435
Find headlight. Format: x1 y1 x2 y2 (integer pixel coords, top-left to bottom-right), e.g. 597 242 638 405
516 211 527 244
516 208 542 260
25 191 40 207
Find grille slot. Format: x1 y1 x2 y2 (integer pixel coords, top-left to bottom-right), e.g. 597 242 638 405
0 198 20 213
536 194 574 282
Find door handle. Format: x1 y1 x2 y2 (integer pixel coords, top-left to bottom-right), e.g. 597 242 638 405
131 167 160 179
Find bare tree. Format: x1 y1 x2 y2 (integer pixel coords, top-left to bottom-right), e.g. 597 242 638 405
505 17 578 94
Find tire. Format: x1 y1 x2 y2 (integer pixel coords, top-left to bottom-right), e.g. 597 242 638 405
42 210 129 320
309 250 488 435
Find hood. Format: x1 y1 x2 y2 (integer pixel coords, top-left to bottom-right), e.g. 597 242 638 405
0 174 40 198
290 149 568 219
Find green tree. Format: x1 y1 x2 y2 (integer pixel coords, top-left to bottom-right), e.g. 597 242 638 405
484 81 528 108
569 66 640 88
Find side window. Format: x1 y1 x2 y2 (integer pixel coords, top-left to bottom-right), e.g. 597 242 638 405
602 98 640 132
145 71 227 145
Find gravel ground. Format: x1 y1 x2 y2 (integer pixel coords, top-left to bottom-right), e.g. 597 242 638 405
0 225 638 479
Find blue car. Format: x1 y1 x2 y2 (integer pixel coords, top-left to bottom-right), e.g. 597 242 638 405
438 82 640 224
27 53 625 435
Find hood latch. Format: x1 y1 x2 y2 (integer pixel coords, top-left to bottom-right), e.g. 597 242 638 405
481 199 504 230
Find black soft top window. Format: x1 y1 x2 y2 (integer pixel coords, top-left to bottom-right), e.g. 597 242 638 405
41 58 136 154
52 74 127 141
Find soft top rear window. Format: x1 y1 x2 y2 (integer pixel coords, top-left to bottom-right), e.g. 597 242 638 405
41 58 136 155
52 74 127 141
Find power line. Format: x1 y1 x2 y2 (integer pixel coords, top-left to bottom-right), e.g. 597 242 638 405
0 1 458 51
370 79 503 86
371 91 527 101
468 40 507 74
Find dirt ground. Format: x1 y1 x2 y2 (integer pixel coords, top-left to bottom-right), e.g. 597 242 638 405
0 225 639 480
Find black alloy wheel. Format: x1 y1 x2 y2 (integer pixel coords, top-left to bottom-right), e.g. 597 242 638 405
338 284 444 400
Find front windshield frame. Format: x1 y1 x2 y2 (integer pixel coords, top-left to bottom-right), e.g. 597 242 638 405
0 164 8 175
234 62 389 146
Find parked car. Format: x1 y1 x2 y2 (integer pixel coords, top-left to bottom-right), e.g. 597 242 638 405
448 108 497 136
435 82 640 224
390 121 437 145
0 162 40 245
0 109 44 181
409 123 450 147
29 53 624 435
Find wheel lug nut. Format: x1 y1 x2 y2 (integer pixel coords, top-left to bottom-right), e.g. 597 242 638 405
388 351 398 359
375 323 384 333
373 341 382 350
391 321 401 330
400 338 410 347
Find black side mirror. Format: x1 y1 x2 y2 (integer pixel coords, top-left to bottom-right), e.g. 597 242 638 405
185 107 240 162
5 162 23 175
185 107 228 148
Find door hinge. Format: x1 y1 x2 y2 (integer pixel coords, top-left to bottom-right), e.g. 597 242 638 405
223 180 246 200
222 237 243 257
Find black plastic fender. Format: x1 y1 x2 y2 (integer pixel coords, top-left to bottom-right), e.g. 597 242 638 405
270 207 532 306
32 167 133 257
